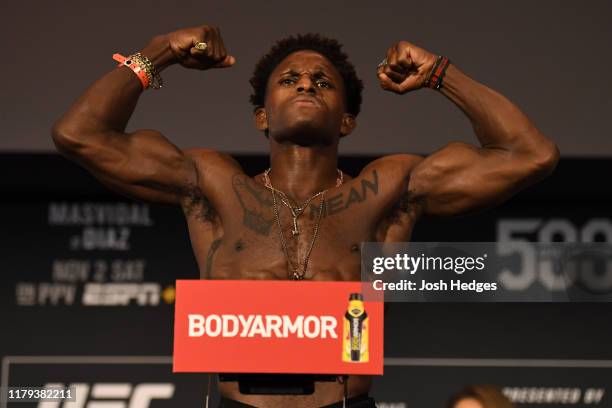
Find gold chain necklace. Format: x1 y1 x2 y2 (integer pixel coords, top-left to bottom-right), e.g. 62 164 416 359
263 168 343 235
264 168 343 280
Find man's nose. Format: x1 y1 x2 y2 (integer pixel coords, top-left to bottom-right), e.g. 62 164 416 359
296 77 316 94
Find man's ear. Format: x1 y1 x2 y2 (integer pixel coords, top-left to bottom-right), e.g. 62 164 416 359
255 107 268 132
340 113 356 137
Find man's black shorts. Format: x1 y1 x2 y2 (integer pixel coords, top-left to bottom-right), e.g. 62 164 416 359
218 393 376 407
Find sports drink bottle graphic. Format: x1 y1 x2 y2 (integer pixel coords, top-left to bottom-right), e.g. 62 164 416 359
342 293 369 362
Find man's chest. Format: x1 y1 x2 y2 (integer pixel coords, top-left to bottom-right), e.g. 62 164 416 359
185 171 419 278
187 202 414 281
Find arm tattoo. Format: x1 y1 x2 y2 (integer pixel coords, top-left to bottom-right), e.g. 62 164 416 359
204 237 223 278
232 174 274 236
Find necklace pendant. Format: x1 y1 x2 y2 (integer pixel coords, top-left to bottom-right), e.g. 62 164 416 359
292 218 299 235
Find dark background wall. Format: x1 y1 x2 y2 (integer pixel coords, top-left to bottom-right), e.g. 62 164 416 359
1 0 611 156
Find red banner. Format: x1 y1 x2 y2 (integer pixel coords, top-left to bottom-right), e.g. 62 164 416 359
173 280 383 375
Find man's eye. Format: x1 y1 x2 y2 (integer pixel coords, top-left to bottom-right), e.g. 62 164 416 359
316 80 331 88
281 78 295 85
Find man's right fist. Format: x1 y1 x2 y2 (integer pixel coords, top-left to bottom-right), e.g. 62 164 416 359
166 25 235 70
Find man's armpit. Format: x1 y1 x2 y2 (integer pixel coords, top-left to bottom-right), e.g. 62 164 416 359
386 190 424 224
180 183 217 223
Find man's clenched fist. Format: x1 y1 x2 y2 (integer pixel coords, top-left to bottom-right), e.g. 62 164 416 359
165 25 235 70
377 41 437 94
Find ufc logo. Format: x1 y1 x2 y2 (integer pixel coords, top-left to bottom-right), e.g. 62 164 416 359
38 383 174 408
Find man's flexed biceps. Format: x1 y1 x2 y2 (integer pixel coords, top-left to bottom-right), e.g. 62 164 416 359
373 39 559 217
51 25 240 207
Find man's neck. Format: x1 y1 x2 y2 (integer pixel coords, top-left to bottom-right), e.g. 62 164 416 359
267 140 340 204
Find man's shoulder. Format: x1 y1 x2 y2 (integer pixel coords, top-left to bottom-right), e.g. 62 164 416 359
359 153 424 178
183 148 243 173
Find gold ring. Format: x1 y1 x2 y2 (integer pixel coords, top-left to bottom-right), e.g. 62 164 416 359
194 42 208 51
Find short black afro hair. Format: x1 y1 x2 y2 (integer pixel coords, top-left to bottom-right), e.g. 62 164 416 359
249 33 364 116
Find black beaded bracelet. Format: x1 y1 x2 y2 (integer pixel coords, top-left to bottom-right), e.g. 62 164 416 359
425 56 451 90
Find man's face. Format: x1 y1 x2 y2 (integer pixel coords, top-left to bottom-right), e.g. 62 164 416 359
256 50 354 145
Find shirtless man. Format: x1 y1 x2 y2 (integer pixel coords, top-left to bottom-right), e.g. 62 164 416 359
52 25 559 408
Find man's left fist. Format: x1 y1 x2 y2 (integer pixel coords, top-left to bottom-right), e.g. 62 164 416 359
377 41 437 94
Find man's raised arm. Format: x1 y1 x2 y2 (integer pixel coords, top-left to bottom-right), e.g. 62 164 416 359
51 26 235 204
377 41 559 216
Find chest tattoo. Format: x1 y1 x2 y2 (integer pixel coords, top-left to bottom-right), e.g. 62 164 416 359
232 174 274 236
306 170 379 219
